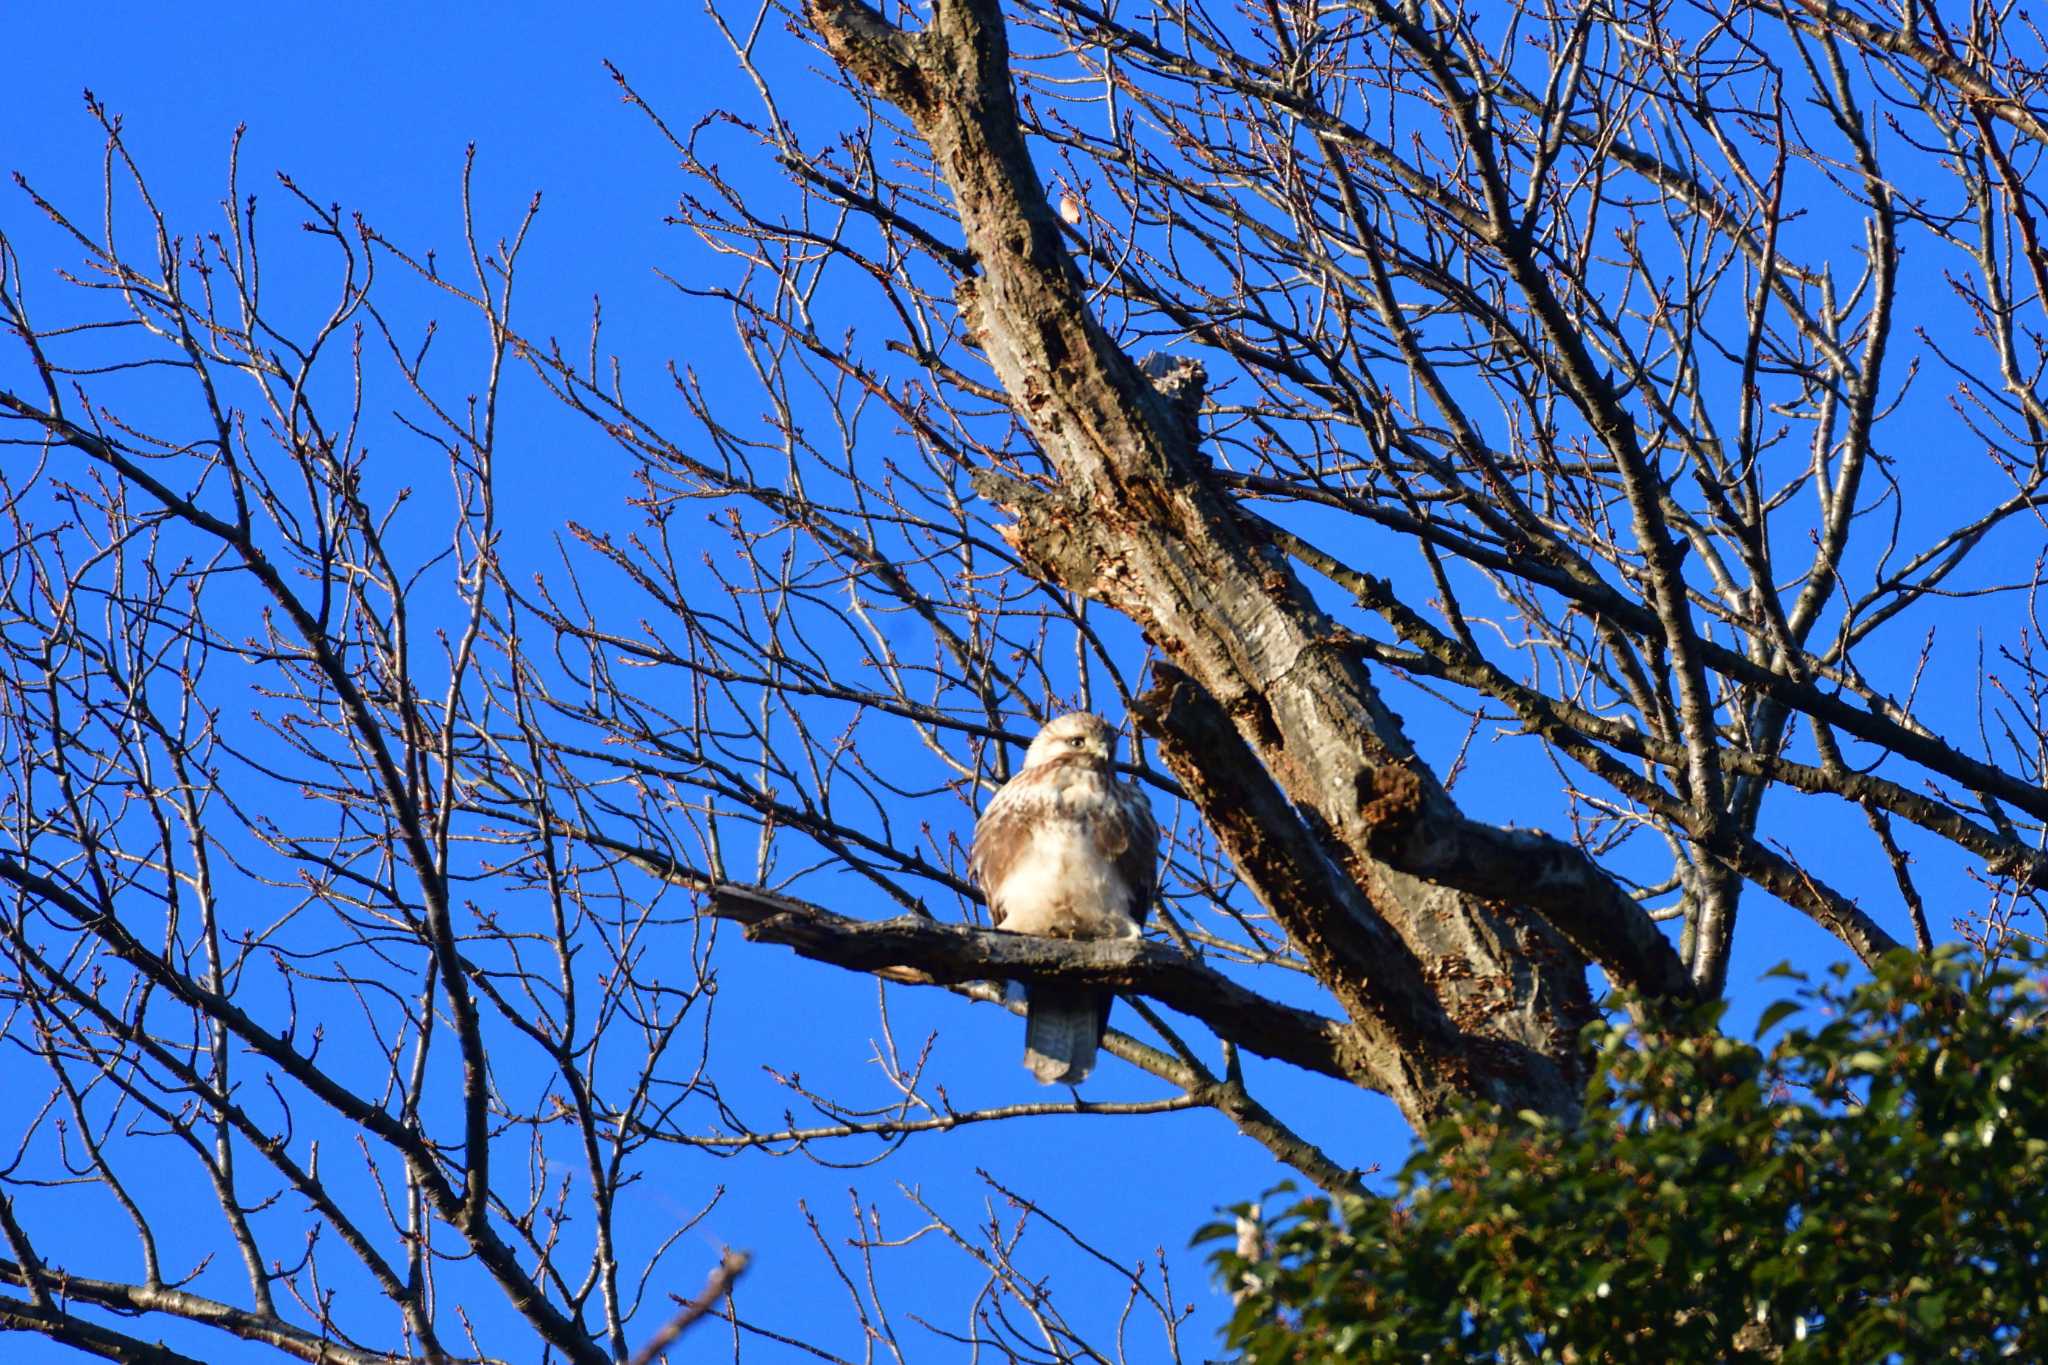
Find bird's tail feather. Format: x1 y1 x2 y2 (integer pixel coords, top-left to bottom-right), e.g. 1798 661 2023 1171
1024 985 1108 1084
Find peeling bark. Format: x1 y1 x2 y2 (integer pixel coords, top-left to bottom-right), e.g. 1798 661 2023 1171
710 885 1372 1084
796 0 1677 1124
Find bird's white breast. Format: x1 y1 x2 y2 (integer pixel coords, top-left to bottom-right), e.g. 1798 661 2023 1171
990 769 1141 940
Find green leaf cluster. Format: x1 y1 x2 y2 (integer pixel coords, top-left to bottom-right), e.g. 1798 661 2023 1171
1203 946 2048 1362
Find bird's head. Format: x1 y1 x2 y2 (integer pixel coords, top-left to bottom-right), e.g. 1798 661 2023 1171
1022 712 1118 769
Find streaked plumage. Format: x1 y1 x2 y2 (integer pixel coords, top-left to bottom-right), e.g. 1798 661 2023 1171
970 713 1158 1084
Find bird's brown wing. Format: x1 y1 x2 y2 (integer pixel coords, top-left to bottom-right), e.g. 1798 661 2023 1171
1098 777 1160 926
969 766 1049 928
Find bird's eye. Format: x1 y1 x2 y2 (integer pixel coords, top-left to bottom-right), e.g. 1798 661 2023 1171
1069 735 1085 746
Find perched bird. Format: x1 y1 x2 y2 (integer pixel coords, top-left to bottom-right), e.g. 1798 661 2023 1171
970 713 1158 1083
1058 189 1083 226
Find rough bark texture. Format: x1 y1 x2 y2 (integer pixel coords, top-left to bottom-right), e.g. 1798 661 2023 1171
803 0 1652 1122
14 8 2048 1356
711 885 1368 1083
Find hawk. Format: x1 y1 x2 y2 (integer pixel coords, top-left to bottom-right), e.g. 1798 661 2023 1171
970 713 1159 1084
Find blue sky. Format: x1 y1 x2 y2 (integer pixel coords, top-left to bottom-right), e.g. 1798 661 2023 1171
5 6 1344 1359
2 2 2008 1361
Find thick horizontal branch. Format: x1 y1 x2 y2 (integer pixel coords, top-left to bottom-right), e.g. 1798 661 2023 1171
645 1092 1205 1150
709 885 1363 1083
0 1291 210 1365
0 1261 414 1365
